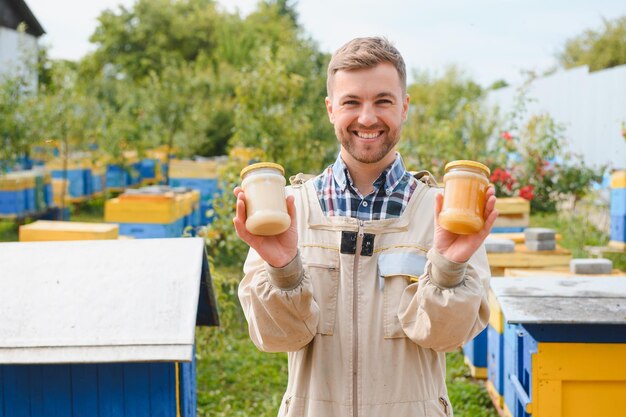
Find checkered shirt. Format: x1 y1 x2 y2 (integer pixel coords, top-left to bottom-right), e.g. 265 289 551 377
312 153 418 221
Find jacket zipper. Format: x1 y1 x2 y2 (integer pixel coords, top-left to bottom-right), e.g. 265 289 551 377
352 221 364 417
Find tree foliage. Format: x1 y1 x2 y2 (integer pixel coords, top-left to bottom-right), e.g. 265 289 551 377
400 66 499 177
558 16 626 71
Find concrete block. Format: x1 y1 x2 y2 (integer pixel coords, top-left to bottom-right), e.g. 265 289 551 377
485 238 516 253
525 240 556 251
570 258 613 275
524 228 555 242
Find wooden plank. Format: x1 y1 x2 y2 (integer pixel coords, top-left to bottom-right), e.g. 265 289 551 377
29 366 44 416
495 197 530 214
0 367 3 417
2 365 29 417
504 267 626 277
179 358 197 417
0 238 203 363
150 362 176 417
42 365 72 417
124 363 151 417
487 245 571 269
491 276 626 298
536 343 626 379
98 363 125 417
496 296 625 324
72 364 98 417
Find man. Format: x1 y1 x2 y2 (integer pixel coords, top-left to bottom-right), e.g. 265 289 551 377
233 37 497 417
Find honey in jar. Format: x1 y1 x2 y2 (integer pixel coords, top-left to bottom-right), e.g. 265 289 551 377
438 160 490 235
240 162 291 236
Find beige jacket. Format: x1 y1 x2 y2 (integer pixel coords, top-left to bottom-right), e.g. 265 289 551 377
238 178 491 417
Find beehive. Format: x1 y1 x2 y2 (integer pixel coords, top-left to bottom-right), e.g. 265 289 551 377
487 244 572 276
489 277 626 417
19 221 119 242
610 170 626 249
492 198 530 233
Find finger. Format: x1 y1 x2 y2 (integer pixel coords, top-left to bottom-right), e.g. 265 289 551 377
286 195 297 227
233 186 243 197
434 192 443 223
235 194 247 224
479 208 499 239
483 194 497 218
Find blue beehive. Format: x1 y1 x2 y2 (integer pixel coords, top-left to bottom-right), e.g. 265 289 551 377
0 238 219 417
462 327 488 378
51 169 89 199
106 164 129 190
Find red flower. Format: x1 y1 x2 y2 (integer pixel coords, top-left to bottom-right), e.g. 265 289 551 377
501 131 513 141
519 185 534 201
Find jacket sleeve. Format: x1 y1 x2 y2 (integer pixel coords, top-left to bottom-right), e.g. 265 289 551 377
397 245 491 352
238 248 319 353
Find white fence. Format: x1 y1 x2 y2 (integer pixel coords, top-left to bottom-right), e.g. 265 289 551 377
487 64 626 170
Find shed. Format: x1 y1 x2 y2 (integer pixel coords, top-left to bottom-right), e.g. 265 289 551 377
0 0 44 90
0 237 219 416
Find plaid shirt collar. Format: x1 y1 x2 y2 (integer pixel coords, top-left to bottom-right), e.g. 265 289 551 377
331 152 407 197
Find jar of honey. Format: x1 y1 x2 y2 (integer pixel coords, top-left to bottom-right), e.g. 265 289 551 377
438 160 490 235
240 162 291 236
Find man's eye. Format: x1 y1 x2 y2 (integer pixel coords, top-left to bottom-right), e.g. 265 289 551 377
377 99 393 105
343 100 359 105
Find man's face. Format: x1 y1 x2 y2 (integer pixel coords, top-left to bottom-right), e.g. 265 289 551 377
325 63 409 165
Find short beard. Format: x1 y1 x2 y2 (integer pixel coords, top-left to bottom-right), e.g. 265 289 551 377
338 127 401 164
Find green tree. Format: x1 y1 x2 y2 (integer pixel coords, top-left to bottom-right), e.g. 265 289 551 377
400 66 499 177
558 16 626 71
87 0 220 81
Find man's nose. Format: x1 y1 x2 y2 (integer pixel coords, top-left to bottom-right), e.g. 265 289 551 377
358 104 377 126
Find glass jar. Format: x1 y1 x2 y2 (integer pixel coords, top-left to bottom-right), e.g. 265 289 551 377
438 160 490 235
240 162 290 236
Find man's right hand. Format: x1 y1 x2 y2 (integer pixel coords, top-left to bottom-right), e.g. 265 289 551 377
232 186 299 268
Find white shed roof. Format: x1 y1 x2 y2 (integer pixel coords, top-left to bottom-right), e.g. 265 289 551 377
0 237 210 364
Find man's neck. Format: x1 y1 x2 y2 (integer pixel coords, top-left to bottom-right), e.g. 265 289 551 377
341 151 396 196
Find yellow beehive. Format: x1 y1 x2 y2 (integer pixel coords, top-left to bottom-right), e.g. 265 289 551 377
52 179 70 207
0 175 26 191
105 195 179 224
19 221 119 242
487 244 572 276
611 170 626 188
527 343 626 416
494 197 531 228
495 197 530 214
168 159 221 179
45 158 88 170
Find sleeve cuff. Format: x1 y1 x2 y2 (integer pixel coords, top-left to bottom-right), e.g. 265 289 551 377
265 251 304 290
427 247 468 288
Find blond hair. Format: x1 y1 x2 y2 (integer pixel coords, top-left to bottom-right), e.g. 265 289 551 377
326 37 407 97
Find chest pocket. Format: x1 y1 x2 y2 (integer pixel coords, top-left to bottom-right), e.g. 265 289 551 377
304 257 340 336
378 250 427 339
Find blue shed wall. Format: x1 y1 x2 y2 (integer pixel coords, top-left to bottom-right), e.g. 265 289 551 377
0 361 195 417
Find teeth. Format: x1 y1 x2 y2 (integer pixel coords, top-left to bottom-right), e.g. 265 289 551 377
356 132 380 139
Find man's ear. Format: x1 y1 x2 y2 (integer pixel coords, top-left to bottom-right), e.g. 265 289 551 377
325 97 335 123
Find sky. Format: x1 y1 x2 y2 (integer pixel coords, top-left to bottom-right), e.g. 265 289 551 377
24 0 626 87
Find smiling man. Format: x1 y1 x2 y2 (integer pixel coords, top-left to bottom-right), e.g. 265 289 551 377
234 37 498 417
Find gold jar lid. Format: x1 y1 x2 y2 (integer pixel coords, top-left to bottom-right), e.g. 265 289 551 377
444 160 490 176
240 162 285 179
